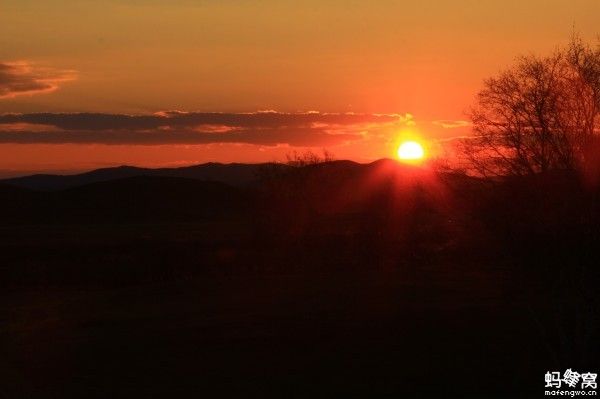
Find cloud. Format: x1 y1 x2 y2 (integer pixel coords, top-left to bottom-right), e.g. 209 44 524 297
0 111 406 146
0 111 402 130
432 119 471 129
0 62 76 99
435 135 474 143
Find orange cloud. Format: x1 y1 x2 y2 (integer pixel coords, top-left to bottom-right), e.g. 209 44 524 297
432 120 471 129
0 62 76 99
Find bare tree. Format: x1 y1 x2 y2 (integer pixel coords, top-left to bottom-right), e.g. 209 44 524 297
255 149 336 235
284 149 335 167
461 35 600 176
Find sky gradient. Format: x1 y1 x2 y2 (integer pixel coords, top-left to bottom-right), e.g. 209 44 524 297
1 0 599 175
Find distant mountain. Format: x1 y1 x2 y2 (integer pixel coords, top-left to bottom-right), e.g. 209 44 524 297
0 158 454 194
1 162 269 191
0 159 435 223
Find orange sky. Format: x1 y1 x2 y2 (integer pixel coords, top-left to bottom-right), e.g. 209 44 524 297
1 0 599 176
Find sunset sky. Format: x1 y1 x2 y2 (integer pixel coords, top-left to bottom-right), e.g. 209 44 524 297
1 0 599 176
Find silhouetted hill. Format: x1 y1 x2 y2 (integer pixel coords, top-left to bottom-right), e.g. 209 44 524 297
0 183 42 217
157 162 268 187
0 182 36 196
1 160 485 225
1 159 430 192
0 166 146 191
0 175 249 224
1 160 599 399
1 162 267 191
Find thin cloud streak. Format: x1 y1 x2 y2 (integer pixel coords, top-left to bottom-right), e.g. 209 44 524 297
432 120 471 129
0 62 76 99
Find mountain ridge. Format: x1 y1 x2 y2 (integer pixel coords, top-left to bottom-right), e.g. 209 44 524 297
0 160 369 191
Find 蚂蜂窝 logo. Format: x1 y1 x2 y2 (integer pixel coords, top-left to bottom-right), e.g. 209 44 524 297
545 369 597 396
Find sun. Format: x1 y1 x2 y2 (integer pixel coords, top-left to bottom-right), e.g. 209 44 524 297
397 140 425 161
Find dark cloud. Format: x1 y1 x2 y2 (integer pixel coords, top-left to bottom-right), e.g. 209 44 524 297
0 111 401 130
0 111 405 146
0 62 76 99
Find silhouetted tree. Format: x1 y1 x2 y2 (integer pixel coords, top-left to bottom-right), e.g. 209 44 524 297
255 149 335 235
284 149 334 167
256 149 334 190
461 34 600 176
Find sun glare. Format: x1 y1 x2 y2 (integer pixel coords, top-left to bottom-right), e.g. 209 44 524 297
397 141 425 161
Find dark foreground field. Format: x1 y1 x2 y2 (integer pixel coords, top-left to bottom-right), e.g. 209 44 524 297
1 160 598 398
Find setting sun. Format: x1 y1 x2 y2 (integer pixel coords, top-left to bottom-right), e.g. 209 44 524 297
397 141 425 161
